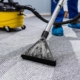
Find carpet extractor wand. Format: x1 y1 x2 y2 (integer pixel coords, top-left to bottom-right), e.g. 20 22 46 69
21 0 64 66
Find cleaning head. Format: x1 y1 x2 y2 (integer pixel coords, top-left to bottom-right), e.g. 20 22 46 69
21 39 56 66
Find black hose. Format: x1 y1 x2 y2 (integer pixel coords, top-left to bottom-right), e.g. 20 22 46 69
24 6 80 25
13 4 80 26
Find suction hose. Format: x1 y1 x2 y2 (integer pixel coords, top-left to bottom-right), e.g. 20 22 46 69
14 4 80 26
24 5 80 25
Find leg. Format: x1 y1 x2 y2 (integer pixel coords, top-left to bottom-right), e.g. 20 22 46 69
67 0 80 28
67 0 78 19
51 0 64 36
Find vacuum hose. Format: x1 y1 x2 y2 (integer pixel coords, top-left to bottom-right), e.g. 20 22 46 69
15 5 80 26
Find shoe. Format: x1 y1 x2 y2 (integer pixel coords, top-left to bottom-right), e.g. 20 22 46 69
68 23 80 29
52 26 64 36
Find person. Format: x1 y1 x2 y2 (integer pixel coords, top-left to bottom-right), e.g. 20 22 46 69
52 0 80 36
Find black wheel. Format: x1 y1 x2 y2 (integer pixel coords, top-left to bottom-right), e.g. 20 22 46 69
21 25 26 29
4 26 11 32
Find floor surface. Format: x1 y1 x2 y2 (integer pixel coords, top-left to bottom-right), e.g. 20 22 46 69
0 16 80 80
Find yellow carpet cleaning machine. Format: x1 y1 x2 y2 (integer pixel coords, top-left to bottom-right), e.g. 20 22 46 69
0 0 26 32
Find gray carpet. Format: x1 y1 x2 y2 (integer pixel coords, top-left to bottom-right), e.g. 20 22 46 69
0 16 80 80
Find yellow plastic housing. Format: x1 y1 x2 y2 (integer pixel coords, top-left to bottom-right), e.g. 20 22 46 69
0 11 24 28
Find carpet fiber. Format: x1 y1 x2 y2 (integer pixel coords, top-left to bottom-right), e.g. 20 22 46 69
0 16 80 80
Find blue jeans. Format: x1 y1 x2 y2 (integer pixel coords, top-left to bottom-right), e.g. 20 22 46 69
51 0 78 22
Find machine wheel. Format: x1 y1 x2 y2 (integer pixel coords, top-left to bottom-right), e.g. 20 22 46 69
21 25 26 29
4 26 11 32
